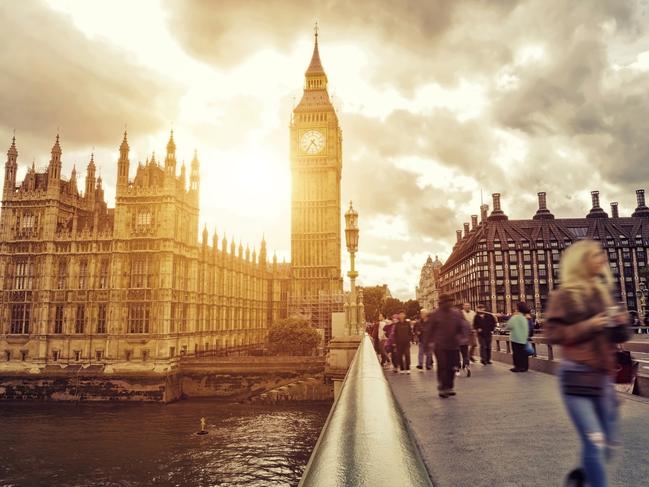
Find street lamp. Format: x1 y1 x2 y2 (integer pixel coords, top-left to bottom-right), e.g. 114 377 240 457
344 201 360 335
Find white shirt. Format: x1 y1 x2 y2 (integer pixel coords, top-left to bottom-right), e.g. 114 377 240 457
462 309 476 326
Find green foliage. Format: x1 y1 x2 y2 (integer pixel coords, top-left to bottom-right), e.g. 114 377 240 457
382 297 404 319
267 316 321 356
361 285 388 322
404 299 422 320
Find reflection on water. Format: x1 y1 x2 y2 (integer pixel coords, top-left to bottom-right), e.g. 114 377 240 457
0 400 330 487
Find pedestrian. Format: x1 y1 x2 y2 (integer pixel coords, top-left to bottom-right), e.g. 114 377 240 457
506 302 530 372
391 310 412 374
426 294 465 398
457 315 472 377
461 302 478 362
384 315 397 372
474 303 496 364
415 309 433 370
377 314 391 367
545 240 629 487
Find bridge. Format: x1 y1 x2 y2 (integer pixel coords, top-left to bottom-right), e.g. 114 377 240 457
301 335 649 487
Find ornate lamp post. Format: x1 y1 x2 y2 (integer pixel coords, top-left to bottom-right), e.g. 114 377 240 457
344 201 360 335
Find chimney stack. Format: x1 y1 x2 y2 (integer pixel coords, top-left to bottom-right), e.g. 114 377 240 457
533 191 554 220
471 215 478 229
591 191 600 208
480 204 489 223
488 193 508 221
632 189 649 217
456 230 462 243
587 190 608 219
611 202 619 218
463 222 470 237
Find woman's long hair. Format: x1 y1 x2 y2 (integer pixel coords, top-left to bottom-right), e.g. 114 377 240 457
559 239 614 309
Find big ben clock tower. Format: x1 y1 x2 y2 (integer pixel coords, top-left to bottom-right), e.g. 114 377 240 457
290 28 343 299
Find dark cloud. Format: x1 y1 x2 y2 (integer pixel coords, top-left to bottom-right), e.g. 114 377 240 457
0 1 181 157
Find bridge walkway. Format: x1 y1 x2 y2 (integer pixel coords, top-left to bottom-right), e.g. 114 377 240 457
386 350 649 487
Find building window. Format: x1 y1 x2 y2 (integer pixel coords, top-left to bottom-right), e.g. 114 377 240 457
99 258 109 289
4 350 10 361
74 350 81 361
20 350 28 361
75 305 85 333
128 303 150 333
54 305 64 334
142 349 149 362
131 257 150 288
95 350 104 361
97 304 107 334
52 350 60 362
78 259 88 289
125 350 132 361
134 209 152 232
57 260 68 289
10 304 30 334
14 260 32 290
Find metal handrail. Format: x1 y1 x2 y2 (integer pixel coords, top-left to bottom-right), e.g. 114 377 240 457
299 335 432 487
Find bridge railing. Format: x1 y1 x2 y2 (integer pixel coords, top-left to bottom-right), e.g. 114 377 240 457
299 334 432 487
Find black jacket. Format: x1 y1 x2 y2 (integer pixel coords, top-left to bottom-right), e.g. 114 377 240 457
474 313 497 338
393 321 412 345
424 308 464 350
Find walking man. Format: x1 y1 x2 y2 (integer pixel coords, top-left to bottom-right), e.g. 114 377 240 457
393 310 412 374
474 304 496 364
415 309 433 370
461 302 478 362
427 295 464 397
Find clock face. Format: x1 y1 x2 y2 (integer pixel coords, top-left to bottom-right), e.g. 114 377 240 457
299 129 326 155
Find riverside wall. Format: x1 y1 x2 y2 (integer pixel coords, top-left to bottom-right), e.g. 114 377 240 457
0 356 327 403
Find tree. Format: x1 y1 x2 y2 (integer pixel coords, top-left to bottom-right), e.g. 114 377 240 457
404 299 422 320
267 316 321 356
361 285 388 322
382 297 405 319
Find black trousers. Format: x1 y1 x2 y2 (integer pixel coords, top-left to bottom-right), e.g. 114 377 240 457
434 349 459 392
395 342 411 370
478 335 492 363
459 345 470 368
511 342 529 371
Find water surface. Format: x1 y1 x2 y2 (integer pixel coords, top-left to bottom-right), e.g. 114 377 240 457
0 400 330 486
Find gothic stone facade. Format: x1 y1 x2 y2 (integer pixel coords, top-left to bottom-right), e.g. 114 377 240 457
439 191 649 316
416 255 443 310
0 133 289 373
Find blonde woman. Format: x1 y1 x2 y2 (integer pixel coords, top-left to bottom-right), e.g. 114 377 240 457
546 240 629 487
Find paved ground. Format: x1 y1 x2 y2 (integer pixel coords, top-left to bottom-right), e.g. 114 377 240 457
386 350 649 487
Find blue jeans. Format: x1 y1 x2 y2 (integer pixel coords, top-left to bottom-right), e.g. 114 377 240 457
559 360 619 487
418 340 433 368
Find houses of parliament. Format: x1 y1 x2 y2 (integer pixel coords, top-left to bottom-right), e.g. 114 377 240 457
0 32 343 372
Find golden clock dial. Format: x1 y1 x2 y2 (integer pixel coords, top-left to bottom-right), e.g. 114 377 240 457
299 129 325 155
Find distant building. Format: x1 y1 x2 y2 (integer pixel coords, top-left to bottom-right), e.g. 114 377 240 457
439 191 649 315
416 255 443 310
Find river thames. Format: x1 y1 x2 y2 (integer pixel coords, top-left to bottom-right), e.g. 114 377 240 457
0 400 330 486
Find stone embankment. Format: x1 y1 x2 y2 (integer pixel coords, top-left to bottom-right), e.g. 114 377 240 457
0 355 327 403
250 376 333 403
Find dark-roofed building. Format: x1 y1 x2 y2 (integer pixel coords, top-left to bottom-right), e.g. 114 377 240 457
439 190 649 315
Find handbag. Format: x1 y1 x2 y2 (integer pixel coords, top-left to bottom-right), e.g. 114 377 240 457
561 370 606 396
614 348 639 384
524 341 534 356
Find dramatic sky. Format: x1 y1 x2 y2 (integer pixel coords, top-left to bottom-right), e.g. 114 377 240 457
2 0 649 299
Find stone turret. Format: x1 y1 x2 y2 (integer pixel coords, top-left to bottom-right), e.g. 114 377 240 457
4 136 18 196
85 153 96 205
117 131 129 191
47 134 62 189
